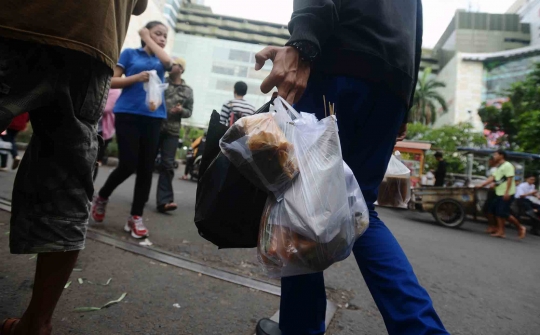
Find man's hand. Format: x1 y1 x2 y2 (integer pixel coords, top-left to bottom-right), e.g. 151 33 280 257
396 123 407 142
255 46 311 104
170 105 183 114
503 193 511 201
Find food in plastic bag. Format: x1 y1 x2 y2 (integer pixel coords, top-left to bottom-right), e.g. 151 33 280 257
143 70 168 111
256 97 364 278
344 162 370 236
219 112 298 200
377 151 411 208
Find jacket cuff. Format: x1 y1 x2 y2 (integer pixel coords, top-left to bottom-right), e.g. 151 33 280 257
287 19 324 53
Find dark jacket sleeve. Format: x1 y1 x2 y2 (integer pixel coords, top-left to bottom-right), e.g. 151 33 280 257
407 0 423 122
288 0 341 52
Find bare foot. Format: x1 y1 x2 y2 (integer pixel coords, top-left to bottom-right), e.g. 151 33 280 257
490 231 506 238
486 227 497 234
518 226 526 239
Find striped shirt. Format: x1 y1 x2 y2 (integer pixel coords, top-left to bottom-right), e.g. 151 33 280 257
219 99 256 126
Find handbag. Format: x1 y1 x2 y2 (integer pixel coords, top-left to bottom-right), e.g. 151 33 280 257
194 100 273 248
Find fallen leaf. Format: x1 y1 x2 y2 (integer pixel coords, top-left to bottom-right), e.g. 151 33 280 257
73 268 83 272
64 281 72 289
78 278 84 285
139 238 153 246
28 255 37 260
73 293 127 312
101 292 127 309
99 278 113 286
173 303 181 308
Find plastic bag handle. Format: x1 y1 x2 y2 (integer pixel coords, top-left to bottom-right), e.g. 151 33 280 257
274 97 301 119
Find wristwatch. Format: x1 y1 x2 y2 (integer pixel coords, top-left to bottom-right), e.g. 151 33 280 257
286 40 319 63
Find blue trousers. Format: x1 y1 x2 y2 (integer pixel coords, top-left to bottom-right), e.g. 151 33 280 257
280 75 448 335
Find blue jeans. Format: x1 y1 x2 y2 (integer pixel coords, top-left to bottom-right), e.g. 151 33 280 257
279 75 448 335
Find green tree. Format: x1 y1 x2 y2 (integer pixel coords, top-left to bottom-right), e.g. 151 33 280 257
406 122 487 174
410 68 448 125
478 62 540 152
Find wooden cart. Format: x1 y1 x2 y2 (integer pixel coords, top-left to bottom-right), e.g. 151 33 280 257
409 187 489 228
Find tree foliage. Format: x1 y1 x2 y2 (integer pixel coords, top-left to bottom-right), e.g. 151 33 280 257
478 62 540 152
406 122 487 174
409 68 448 125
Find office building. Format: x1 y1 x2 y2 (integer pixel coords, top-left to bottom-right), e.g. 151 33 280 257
430 10 540 130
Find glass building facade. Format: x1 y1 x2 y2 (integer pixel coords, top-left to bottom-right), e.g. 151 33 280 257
483 54 540 100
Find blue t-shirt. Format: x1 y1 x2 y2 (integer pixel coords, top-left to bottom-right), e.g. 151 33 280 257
114 48 167 119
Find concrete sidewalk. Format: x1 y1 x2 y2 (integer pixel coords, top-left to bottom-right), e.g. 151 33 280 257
0 210 279 335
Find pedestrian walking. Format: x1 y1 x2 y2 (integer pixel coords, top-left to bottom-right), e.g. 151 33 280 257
477 150 526 239
219 81 256 126
434 152 447 187
0 112 28 171
156 57 193 212
483 156 499 234
0 0 147 333
93 88 121 181
92 21 174 239
252 1 449 335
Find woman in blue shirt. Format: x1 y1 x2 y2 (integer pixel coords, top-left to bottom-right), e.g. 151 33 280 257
92 21 173 239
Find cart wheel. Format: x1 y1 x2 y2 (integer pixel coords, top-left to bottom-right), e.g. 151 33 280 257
432 199 466 228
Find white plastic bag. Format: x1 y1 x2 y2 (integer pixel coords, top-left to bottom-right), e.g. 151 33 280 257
257 97 361 278
143 70 168 112
377 151 411 208
219 112 298 200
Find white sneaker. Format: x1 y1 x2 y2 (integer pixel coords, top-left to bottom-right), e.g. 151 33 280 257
124 216 149 239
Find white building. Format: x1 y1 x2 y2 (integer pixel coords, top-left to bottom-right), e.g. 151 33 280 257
172 34 274 127
515 0 540 45
431 10 539 130
164 3 289 128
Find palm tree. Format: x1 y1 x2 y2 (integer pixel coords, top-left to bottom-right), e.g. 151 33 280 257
410 68 448 125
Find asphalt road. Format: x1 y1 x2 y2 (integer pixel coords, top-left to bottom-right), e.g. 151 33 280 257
1 165 539 334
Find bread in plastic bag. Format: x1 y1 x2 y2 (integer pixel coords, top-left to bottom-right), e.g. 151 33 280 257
219 112 298 200
143 70 168 111
257 97 367 278
377 151 411 208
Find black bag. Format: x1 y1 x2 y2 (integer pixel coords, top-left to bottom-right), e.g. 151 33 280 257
194 101 273 249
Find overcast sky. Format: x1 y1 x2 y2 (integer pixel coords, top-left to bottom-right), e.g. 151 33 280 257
204 0 517 48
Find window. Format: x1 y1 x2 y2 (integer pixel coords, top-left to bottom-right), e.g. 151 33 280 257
212 64 235 76
216 79 236 91
248 68 270 80
211 62 248 77
229 49 251 62
504 38 530 44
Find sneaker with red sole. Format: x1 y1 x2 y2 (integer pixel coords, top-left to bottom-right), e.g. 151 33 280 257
91 196 108 222
124 216 149 239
